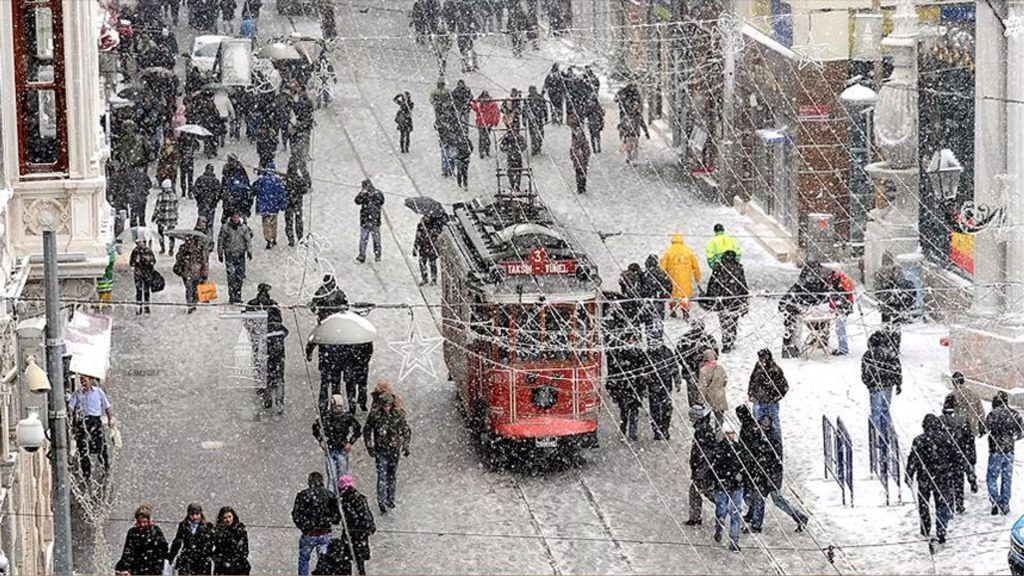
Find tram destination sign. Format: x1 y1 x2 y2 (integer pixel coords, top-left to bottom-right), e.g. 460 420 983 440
498 247 577 276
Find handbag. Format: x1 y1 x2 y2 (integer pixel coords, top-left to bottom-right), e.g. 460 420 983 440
147 269 166 293
197 281 218 303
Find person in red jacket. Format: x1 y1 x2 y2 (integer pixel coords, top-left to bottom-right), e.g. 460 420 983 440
469 90 500 159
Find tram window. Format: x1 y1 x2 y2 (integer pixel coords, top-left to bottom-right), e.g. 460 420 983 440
514 305 543 361
494 308 513 362
545 305 574 359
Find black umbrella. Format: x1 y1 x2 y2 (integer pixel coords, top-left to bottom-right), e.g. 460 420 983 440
404 196 445 217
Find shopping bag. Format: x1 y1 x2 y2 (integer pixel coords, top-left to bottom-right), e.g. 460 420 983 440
147 269 166 293
197 281 218 303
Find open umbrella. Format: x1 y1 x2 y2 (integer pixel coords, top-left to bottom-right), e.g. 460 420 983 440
259 42 303 61
175 124 214 137
404 196 446 217
311 311 377 345
165 228 211 240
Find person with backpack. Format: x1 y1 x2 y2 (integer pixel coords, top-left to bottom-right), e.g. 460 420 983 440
827 267 854 355
675 320 718 407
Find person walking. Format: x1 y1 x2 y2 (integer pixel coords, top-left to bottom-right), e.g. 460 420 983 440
986 391 1024 515
194 164 221 233
174 221 213 313
292 472 342 576
314 395 363 494
179 133 198 198
452 79 473 130
285 157 310 246
640 254 673 340
526 85 548 155
907 414 958 542
156 136 180 195
67 375 115 480
827 266 854 355
568 112 591 195
940 393 975 514
116 504 169 576
736 406 808 533
453 131 473 190
341 341 374 414
585 94 605 153
306 335 344 418
153 179 180 256
675 320 719 407
950 372 987 439
685 405 719 525
543 63 565 125
606 340 644 441
217 212 254 304
617 115 640 164
128 168 151 228
413 216 440 286
705 223 742 268
702 250 748 352
354 179 384 263
168 503 215 575
211 507 250 575
394 92 415 154
499 128 527 192
253 161 287 249
311 274 349 322
697 349 728 423
875 251 916 325
711 423 745 552
337 475 376 576
862 329 902 437
364 384 412 514
746 348 788 441
130 236 157 315
646 344 678 441
659 234 701 319
470 91 499 158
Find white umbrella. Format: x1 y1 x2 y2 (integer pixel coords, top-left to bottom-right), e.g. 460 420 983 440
175 124 214 137
311 311 377 345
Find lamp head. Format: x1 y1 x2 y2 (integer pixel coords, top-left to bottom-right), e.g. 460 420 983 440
24 355 50 394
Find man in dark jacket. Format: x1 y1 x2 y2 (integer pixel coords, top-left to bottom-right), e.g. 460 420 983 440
543 63 565 124
703 250 748 352
306 335 345 417
285 157 311 246
292 472 342 576
525 85 548 155
685 405 719 525
451 79 473 128
711 424 745 552
310 274 349 322
736 407 807 533
194 164 222 232
355 179 385 263
641 254 672 340
986 391 1024 515
940 393 976 513
646 344 678 441
606 343 645 441
747 348 788 442
337 475 376 576
778 260 831 358
675 320 718 407
314 395 363 494
862 330 902 439
907 414 958 542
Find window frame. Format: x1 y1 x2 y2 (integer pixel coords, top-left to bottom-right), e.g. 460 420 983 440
11 0 68 176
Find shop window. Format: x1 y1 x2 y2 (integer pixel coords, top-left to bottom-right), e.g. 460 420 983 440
12 0 67 175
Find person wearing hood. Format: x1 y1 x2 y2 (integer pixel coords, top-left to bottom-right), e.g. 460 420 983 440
292 472 342 576
907 414 958 542
314 395 363 494
221 154 251 194
660 234 701 319
940 393 976 513
130 235 157 315
364 383 412 514
337 475 376 575
747 349 788 441
703 250 748 352
606 334 645 441
310 275 349 322
253 161 287 249
862 329 902 439
470 90 500 158
169 503 214 575
675 319 719 407
194 164 222 232
640 253 673 338
875 251 916 324
543 63 565 124
705 223 741 268
285 157 311 246
568 111 591 195
685 404 719 525
218 212 254 304
778 261 831 358
355 179 385 263
211 506 250 575
154 179 180 256
736 406 807 533
986 391 1024 515
526 85 548 155
116 504 169 576
697 349 728 423
646 344 679 441
451 79 473 129
711 423 745 552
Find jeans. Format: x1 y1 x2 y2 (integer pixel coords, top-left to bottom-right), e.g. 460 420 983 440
225 253 247 303
297 533 332 576
714 488 743 548
440 144 454 176
199 205 217 234
869 388 893 437
375 453 399 508
752 402 781 442
180 162 194 197
184 276 204 308
749 489 808 530
835 314 849 354
988 452 1014 512
134 274 151 310
917 483 953 538
325 449 350 494
358 227 381 260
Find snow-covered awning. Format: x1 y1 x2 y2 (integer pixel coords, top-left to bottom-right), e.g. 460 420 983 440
64 312 112 381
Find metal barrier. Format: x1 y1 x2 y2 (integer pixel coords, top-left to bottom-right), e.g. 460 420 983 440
868 418 903 505
823 415 854 506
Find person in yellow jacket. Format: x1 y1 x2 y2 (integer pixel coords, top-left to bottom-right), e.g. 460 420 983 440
706 223 741 268
660 234 702 318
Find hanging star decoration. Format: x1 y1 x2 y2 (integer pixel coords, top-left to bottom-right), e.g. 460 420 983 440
388 326 443 381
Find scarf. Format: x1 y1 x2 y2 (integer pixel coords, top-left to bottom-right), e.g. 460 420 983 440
189 521 199 534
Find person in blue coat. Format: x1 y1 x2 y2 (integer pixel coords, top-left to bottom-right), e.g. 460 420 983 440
253 161 288 249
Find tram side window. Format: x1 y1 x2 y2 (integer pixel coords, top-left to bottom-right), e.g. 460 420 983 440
495 308 513 362
545 305 574 359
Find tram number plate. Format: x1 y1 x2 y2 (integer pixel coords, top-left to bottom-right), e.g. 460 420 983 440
535 437 557 448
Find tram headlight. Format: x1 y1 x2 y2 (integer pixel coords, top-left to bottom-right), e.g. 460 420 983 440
531 385 559 410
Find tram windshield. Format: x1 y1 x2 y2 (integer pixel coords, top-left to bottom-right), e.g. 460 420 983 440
491 303 593 363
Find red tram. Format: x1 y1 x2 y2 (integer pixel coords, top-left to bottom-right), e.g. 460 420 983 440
438 195 603 452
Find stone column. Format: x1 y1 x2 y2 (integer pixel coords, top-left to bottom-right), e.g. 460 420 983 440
1005 0 1024 312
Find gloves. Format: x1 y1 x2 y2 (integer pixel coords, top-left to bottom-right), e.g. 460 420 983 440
403 448 410 457
247 252 253 261
218 255 224 263
896 386 902 396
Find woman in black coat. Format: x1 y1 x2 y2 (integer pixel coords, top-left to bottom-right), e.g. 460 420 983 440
116 504 169 575
338 475 376 576
169 503 215 575
211 506 250 575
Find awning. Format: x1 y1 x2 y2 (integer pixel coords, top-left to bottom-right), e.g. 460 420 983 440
64 312 112 380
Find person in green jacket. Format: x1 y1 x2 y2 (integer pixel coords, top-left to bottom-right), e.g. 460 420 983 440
705 223 741 268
